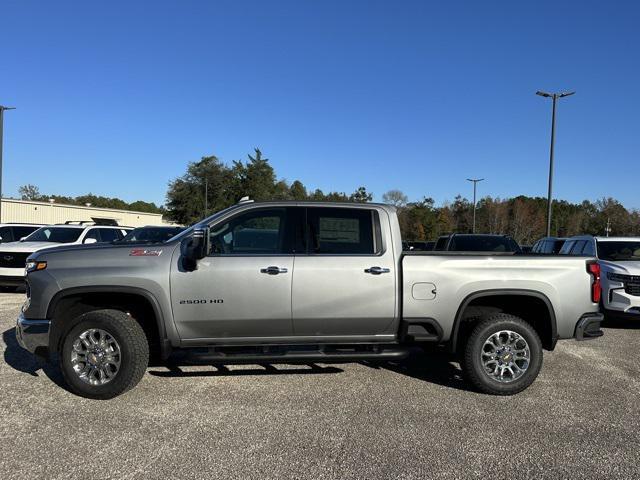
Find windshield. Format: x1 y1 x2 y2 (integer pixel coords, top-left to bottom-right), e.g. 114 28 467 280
118 226 184 244
597 241 640 261
25 227 83 243
449 235 521 253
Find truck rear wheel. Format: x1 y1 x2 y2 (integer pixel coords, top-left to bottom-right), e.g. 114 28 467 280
59 309 149 400
461 314 543 395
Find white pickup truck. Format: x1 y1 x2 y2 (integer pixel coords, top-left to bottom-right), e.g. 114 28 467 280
17 200 603 399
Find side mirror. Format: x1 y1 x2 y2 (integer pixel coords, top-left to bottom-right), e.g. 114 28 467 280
180 226 209 271
84 238 98 244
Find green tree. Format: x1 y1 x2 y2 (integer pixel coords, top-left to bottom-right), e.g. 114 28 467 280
350 186 373 203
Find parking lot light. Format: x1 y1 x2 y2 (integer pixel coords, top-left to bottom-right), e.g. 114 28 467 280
0 105 16 223
536 91 575 237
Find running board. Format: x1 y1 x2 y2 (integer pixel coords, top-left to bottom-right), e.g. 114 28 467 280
182 345 411 364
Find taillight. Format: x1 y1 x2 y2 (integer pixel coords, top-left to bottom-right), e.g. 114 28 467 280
587 262 601 303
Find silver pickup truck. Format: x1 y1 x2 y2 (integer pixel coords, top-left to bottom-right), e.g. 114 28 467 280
16 200 604 399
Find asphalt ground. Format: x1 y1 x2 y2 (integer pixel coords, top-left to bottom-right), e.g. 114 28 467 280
1 292 639 479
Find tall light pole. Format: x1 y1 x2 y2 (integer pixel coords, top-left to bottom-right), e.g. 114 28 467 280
536 90 574 237
466 178 484 233
0 106 16 223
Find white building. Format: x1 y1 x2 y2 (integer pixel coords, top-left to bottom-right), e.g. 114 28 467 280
0 198 165 227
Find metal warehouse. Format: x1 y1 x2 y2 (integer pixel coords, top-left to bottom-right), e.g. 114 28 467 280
0 198 165 227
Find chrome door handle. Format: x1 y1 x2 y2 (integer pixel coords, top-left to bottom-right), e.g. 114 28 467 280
364 266 390 275
260 266 288 275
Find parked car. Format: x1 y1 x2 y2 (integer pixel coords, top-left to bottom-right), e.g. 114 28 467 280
117 225 184 244
0 223 131 288
403 241 434 251
16 200 602 399
433 234 522 253
531 237 567 254
560 235 640 320
0 223 44 243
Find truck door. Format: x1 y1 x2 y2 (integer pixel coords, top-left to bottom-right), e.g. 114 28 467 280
170 207 301 340
292 207 397 336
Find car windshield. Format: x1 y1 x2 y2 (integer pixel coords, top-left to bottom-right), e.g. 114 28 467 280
118 227 184 244
25 227 83 243
449 235 521 253
597 241 640 261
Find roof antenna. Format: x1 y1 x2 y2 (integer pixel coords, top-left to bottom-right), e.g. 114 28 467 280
238 196 253 204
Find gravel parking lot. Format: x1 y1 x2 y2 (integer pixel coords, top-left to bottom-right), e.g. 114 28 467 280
1 292 639 479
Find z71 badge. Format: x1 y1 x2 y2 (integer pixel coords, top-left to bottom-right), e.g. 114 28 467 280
129 249 163 257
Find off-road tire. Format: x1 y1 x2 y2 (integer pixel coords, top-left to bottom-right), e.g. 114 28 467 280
461 313 543 395
59 309 149 400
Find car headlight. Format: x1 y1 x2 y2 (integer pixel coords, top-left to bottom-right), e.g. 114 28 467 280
25 260 47 274
607 272 628 283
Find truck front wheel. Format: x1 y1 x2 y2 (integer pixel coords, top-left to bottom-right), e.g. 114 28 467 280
59 309 149 399
461 314 543 395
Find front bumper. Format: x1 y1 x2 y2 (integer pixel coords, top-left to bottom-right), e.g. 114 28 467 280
16 312 50 355
574 312 604 341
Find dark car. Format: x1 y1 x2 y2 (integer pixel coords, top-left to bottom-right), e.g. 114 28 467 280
433 234 522 253
117 225 184 244
531 237 567 254
403 241 434 251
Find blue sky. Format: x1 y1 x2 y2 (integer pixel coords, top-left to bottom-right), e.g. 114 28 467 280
1 0 639 208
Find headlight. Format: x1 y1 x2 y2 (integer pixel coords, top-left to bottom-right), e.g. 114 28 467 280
607 272 628 283
25 260 47 274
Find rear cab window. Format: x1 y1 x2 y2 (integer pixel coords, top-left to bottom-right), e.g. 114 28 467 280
306 207 380 255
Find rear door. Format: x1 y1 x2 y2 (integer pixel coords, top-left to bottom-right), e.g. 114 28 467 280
291 206 396 336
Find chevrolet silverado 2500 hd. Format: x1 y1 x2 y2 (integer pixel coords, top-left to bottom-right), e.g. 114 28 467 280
16 200 604 399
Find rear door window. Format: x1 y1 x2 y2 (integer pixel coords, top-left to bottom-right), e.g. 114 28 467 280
306 208 377 255
97 228 124 242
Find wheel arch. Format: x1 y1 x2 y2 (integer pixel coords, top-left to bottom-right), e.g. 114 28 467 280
47 286 168 358
450 289 558 353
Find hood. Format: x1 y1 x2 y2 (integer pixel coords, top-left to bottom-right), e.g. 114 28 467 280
600 260 640 276
0 241 63 253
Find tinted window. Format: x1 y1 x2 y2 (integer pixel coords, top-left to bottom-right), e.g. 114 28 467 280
119 227 184 244
26 227 83 243
97 228 123 242
210 208 288 255
448 235 520 253
541 241 554 254
84 229 101 242
582 241 595 256
434 236 449 251
597 241 640 262
13 226 39 239
570 241 587 254
0 227 13 242
307 208 375 255
559 240 574 254
552 240 566 253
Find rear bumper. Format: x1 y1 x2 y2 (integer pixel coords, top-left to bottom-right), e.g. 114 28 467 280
574 312 604 341
16 312 50 356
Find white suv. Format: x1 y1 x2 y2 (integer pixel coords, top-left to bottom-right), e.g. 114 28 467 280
0 224 131 289
561 235 640 320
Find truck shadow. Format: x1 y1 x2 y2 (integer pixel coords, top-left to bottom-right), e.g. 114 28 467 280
360 349 472 392
2 327 67 389
148 362 344 377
